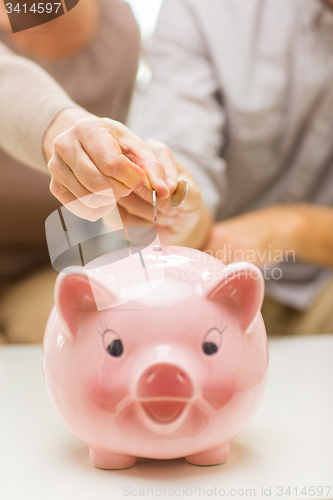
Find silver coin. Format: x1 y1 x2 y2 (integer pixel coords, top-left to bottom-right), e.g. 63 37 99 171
152 189 157 223
171 179 189 208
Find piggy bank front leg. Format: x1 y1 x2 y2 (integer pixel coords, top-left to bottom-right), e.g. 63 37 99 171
89 448 137 470
185 444 230 466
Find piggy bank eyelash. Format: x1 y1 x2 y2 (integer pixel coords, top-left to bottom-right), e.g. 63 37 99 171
202 327 225 356
101 329 124 358
98 321 109 337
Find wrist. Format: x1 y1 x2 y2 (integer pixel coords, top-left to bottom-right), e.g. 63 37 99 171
43 107 93 163
286 204 333 264
268 204 309 257
263 204 307 257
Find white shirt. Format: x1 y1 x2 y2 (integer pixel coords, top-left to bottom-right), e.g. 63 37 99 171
139 0 333 310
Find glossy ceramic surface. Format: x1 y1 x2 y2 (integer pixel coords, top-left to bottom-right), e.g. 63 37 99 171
43 245 269 469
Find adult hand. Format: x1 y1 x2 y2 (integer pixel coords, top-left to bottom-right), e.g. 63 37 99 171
43 108 171 220
204 206 300 266
104 140 213 248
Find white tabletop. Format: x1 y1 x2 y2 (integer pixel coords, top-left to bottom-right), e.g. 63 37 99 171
0 335 332 500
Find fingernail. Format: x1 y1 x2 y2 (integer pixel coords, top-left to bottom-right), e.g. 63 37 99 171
158 179 170 195
137 186 151 201
165 176 177 191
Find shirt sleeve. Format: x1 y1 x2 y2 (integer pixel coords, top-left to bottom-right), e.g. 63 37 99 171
0 41 82 173
139 0 227 216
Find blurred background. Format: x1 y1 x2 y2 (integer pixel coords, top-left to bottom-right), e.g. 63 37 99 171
125 0 162 39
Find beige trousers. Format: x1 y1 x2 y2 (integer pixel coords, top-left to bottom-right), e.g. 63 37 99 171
0 267 332 344
261 278 333 335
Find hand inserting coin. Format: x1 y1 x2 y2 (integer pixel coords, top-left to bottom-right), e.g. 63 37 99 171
152 180 189 224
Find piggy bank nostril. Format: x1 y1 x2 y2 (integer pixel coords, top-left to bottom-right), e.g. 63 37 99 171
177 373 185 383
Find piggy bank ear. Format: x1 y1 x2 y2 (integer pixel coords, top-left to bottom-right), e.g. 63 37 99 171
54 267 118 336
206 262 264 333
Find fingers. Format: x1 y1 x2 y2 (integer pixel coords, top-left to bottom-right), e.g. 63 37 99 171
102 119 171 199
146 139 179 193
73 119 148 190
49 152 117 209
103 205 154 229
49 179 115 221
117 193 178 226
51 122 141 198
48 116 187 225
143 139 200 215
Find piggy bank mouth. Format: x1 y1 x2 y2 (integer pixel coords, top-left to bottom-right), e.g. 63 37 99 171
139 398 191 424
135 363 194 427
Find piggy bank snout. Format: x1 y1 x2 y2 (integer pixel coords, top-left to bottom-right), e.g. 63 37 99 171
135 363 194 425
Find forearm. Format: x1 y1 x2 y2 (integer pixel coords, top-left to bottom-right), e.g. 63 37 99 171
0 42 81 172
290 204 333 267
204 204 333 268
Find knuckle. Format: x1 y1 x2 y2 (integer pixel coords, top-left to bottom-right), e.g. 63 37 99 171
72 117 96 134
47 157 57 174
48 160 66 181
147 138 167 151
103 118 128 138
151 159 166 177
49 179 62 199
102 157 119 177
150 157 163 169
53 134 68 156
114 121 129 136
90 175 107 193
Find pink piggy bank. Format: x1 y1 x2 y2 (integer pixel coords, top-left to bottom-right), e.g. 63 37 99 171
43 245 268 469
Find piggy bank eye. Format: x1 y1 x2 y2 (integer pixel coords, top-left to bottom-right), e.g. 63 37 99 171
107 339 123 357
202 342 218 355
102 330 123 357
202 327 223 356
